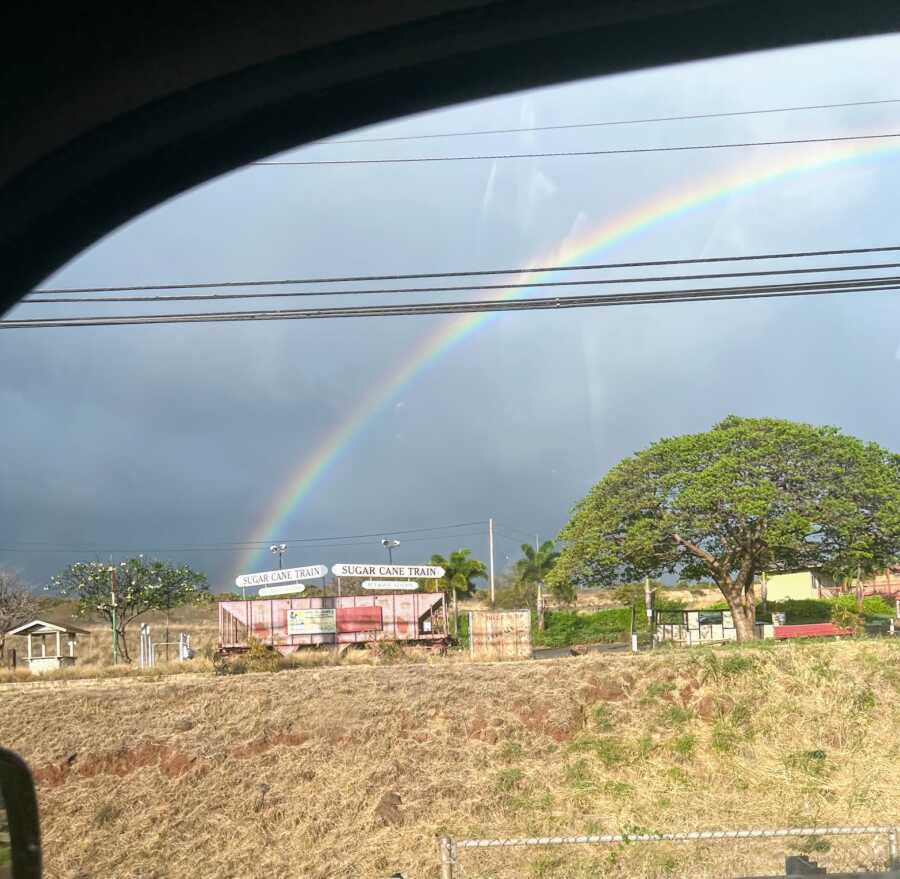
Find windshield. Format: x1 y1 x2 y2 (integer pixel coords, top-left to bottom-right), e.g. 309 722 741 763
2 32 900 879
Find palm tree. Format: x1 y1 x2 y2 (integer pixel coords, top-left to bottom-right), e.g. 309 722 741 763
515 540 561 627
430 548 488 598
430 549 487 634
515 540 560 586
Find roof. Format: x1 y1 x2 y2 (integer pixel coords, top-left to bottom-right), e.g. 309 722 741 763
5 618 90 637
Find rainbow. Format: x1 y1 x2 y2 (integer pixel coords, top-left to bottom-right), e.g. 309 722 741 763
236 134 900 576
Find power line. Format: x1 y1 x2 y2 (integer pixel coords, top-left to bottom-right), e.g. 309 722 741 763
31 245 900 295
23 261 900 304
496 524 541 540
0 530 490 556
320 97 900 145
493 530 528 545
0 520 488 553
5 275 900 329
251 131 900 166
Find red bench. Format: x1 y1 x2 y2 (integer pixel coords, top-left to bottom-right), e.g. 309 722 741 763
773 623 853 640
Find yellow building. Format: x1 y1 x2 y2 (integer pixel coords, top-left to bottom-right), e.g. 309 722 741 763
762 570 836 601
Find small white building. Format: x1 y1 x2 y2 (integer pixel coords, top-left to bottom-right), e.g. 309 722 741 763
5 619 90 674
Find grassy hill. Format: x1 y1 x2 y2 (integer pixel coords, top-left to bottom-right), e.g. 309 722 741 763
2 638 899 878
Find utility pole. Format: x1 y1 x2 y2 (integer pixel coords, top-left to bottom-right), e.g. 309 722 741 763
535 534 544 631
165 586 171 663
488 518 495 606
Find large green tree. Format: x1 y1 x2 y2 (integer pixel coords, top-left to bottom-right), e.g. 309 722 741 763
52 557 208 661
548 416 900 640
430 549 487 600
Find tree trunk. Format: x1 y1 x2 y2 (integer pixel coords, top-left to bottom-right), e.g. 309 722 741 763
115 625 131 663
729 604 756 641
719 585 756 642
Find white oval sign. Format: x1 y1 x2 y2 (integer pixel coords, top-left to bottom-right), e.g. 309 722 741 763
258 583 307 597
235 565 327 589
331 563 445 579
362 580 419 591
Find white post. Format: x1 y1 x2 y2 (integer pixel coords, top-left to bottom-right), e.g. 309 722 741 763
488 517 495 606
26 633 32 661
68 639 75 657
644 576 653 624
439 837 454 879
55 631 61 657
41 635 46 657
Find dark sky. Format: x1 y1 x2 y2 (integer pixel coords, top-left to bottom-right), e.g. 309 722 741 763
4 34 900 590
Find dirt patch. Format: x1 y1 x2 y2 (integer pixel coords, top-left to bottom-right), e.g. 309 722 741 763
33 743 196 786
374 791 403 826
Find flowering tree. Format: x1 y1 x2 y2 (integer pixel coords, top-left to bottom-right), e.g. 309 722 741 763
52 558 208 662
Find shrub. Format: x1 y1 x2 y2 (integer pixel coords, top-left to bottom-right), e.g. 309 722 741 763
490 580 538 610
612 581 665 608
534 608 644 648
244 637 283 673
861 596 894 617
766 599 832 624
830 596 863 633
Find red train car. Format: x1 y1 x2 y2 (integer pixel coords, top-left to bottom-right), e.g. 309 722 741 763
218 592 449 654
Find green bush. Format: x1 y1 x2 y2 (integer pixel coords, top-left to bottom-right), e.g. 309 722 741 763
762 595 895 626
534 608 643 648
455 611 470 647
828 594 862 631
490 579 538 610
612 581 665 608
861 595 894 617
765 599 832 624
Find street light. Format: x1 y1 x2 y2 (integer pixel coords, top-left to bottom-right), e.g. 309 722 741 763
381 539 400 563
270 543 287 570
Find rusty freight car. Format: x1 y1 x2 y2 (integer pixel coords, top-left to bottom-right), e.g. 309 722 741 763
218 592 449 654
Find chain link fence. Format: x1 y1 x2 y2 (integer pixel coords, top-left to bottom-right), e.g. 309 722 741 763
439 825 900 878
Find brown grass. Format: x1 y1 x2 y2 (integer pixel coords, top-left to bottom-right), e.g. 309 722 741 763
1 638 899 878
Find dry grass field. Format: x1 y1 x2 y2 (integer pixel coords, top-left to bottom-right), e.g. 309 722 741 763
2 638 899 878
